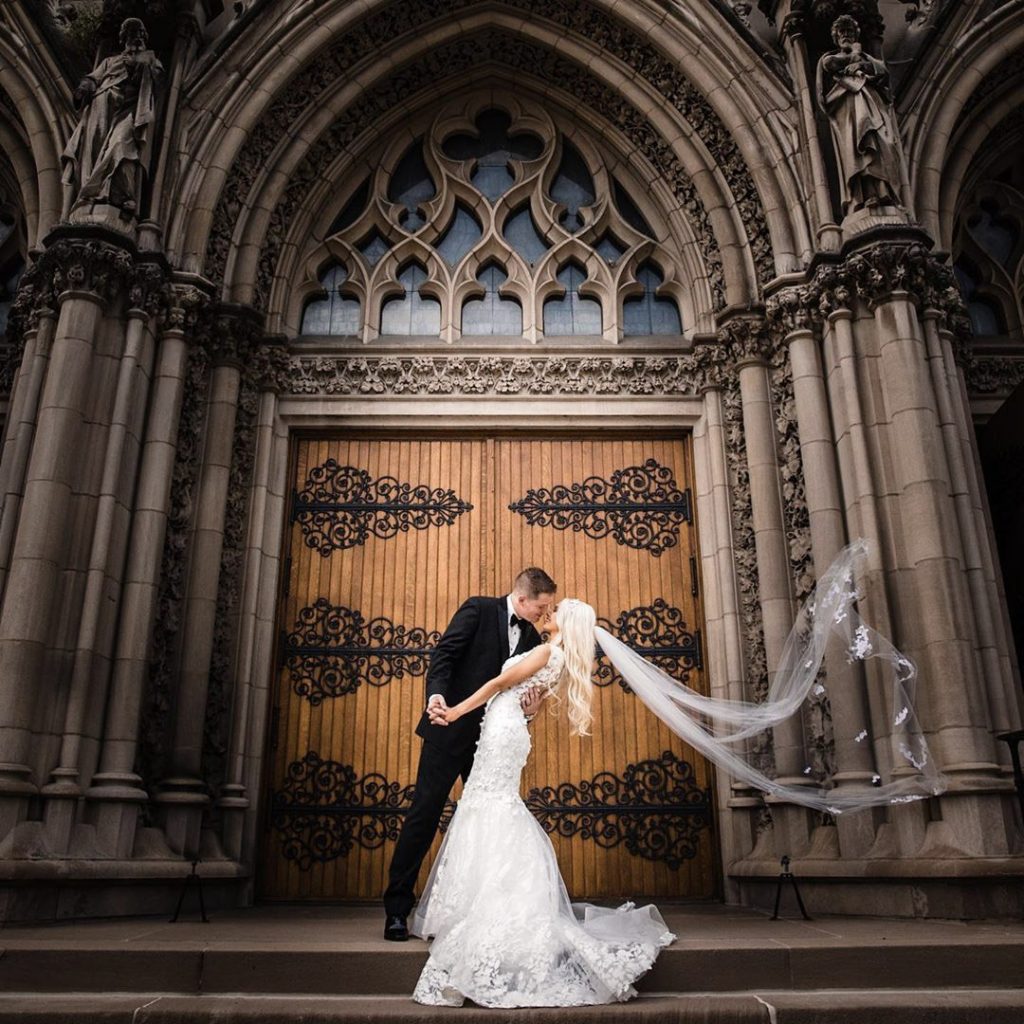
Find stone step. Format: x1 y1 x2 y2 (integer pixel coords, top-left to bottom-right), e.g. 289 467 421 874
1 939 1020 996
0 990 1023 1024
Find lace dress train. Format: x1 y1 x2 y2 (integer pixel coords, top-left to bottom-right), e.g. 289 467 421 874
411 647 674 1008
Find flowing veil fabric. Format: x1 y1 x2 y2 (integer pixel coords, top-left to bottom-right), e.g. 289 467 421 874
596 540 946 814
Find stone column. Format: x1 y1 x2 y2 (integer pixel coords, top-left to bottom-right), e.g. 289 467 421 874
0 304 57 599
155 308 257 856
85 285 207 858
770 292 879 855
217 343 288 860
921 309 1017 759
0 233 133 838
869 292 997 774
43 270 163 854
779 11 841 252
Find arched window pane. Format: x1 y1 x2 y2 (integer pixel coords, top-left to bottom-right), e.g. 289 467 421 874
970 200 1019 269
968 297 1006 336
543 263 601 335
329 179 369 235
595 234 625 264
359 230 390 267
623 264 681 335
437 205 482 266
504 207 548 264
613 179 653 237
462 265 522 335
380 263 441 336
550 141 595 233
0 258 25 339
301 264 361 335
443 110 542 203
388 141 436 230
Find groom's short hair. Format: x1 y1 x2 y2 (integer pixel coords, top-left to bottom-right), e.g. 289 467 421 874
513 567 557 598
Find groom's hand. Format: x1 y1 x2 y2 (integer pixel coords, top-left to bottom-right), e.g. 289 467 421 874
520 686 543 722
426 695 449 726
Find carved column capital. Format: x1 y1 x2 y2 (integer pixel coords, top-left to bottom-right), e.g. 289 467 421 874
250 338 291 394
128 262 168 318
766 285 824 340
717 315 773 368
206 305 264 368
691 340 733 392
161 283 211 335
39 234 135 306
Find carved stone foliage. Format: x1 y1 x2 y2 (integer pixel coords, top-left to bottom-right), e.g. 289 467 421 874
524 750 712 870
965 356 1024 397
956 51 1024 130
137 332 212 794
765 241 971 341
508 459 691 557
205 0 775 306
201 357 261 798
36 234 135 304
285 354 705 397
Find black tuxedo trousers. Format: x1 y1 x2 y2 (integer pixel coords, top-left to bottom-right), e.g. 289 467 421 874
384 595 539 918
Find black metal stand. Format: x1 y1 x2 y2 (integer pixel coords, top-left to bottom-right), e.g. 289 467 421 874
771 855 811 921
996 730 1024 827
170 858 210 923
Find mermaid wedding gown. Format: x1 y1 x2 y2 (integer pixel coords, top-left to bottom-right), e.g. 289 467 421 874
411 645 674 1008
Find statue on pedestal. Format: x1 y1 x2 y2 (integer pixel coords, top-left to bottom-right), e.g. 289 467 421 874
816 15 905 219
60 17 163 220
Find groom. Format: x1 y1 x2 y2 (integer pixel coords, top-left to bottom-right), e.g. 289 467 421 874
383 567 557 940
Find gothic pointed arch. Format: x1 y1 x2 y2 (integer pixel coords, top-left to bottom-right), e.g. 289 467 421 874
172 0 810 315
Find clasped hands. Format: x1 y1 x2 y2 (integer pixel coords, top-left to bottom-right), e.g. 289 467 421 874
427 687 544 726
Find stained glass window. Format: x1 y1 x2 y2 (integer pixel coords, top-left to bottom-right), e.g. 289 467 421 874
623 263 681 335
301 264 361 335
543 263 602 335
380 263 441 336
462 265 522 335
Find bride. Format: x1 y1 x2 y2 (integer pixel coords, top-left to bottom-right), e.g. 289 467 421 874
411 598 674 1008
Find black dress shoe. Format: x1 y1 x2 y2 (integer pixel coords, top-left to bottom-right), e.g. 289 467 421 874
384 914 409 941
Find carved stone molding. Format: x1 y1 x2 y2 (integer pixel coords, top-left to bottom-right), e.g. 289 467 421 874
964 356 1024 397
717 316 773 366
205 0 775 306
285 353 709 397
765 241 971 347
37 235 136 305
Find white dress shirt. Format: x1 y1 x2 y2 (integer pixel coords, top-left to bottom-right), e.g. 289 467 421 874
506 594 523 655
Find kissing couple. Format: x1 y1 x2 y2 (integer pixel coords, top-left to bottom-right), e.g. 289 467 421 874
383 567 674 1009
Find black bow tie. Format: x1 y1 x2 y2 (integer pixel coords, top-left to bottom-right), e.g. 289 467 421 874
510 613 528 629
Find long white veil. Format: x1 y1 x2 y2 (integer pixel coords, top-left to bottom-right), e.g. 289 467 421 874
594 540 946 814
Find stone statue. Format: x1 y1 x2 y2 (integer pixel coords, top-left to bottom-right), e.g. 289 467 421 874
816 15 905 218
60 17 163 219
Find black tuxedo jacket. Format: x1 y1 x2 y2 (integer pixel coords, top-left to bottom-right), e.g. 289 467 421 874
416 595 541 755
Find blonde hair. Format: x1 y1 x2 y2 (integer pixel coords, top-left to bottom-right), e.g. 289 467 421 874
547 599 596 736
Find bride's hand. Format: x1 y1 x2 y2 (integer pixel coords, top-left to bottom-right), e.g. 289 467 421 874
438 705 463 725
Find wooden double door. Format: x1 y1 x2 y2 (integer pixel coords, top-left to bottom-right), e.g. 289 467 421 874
260 435 716 901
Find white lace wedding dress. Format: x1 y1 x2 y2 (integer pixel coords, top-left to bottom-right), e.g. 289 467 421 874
411 645 675 1008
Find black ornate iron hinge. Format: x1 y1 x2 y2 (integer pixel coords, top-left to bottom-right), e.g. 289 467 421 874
292 460 473 555
283 600 440 704
269 752 456 868
508 458 690 556
596 600 703 691
525 750 711 869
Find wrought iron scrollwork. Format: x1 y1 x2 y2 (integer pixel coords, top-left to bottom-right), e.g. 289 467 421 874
292 460 473 555
270 752 456 868
283 599 440 705
595 600 702 692
507 458 690 556
525 751 710 869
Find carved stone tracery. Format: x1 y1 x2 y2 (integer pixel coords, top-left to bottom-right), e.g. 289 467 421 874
204 1 776 311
